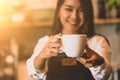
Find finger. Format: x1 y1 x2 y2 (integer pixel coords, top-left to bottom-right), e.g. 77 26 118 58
51 52 59 56
58 33 62 36
49 35 60 42
76 57 93 68
86 59 94 63
54 33 62 38
48 36 55 42
85 54 96 63
84 63 93 68
46 49 58 57
76 57 86 64
51 47 60 53
77 57 93 68
54 33 62 42
49 37 61 43
49 50 59 57
47 42 61 51
50 42 61 48
46 48 52 58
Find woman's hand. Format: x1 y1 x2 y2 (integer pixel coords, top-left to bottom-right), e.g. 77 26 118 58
34 33 62 70
39 33 62 59
76 45 104 68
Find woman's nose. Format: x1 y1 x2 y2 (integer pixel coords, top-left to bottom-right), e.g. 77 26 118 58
71 10 78 19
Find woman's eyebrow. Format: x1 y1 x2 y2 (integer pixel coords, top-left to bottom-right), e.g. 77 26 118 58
64 4 73 8
64 4 83 9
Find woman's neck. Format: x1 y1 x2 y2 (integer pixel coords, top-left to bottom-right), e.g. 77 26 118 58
61 30 78 34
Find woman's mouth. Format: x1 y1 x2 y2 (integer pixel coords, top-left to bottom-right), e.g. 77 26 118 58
68 21 79 26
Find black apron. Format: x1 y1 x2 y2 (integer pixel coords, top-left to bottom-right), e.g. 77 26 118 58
46 53 95 80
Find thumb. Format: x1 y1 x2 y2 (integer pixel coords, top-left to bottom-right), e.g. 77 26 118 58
86 58 94 63
76 57 86 64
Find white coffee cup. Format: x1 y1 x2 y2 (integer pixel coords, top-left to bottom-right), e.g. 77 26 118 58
61 34 87 57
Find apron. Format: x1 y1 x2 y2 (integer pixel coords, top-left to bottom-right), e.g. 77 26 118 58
46 53 95 80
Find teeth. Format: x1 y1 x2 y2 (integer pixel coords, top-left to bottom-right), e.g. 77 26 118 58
69 22 78 25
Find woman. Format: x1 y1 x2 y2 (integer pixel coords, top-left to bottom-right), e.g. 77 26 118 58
26 0 112 80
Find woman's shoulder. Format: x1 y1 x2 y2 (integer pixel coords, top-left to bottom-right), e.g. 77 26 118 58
90 34 110 45
38 35 49 43
37 34 59 43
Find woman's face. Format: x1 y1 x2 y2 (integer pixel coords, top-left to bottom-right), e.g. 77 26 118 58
58 0 85 34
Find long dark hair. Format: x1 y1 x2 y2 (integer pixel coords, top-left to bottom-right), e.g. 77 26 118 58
50 0 95 37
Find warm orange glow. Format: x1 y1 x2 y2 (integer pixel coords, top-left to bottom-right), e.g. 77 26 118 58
0 0 10 24
5 55 14 64
0 0 25 27
0 0 6 14
11 13 25 23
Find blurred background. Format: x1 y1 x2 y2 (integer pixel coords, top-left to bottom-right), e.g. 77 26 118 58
0 0 120 80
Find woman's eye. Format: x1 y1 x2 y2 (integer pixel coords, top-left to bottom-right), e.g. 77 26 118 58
79 9 84 12
65 8 73 12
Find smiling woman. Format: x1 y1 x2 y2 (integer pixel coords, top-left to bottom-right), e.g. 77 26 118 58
26 0 112 80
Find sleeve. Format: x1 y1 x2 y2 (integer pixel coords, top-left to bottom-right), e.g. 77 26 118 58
88 35 112 80
26 36 49 80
